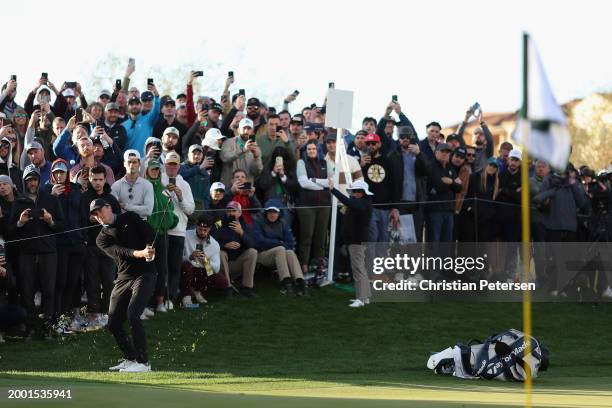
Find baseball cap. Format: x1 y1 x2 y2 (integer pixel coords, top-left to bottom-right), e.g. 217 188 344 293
0 174 14 188
147 159 161 169
196 213 214 227
128 96 141 105
62 88 75 97
364 133 381 143
509 149 522 161
140 91 154 101
99 89 112 98
355 130 368 137
446 133 461 143
210 181 226 193
162 127 180 138
454 147 467 157
264 205 280 213
89 198 109 214
123 149 141 161
25 141 44 151
210 102 222 112
105 102 119 112
23 164 40 180
325 133 337 142
51 162 69 173
290 116 304 125
238 118 254 133
226 201 242 211
202 128 226 151
487 157 499 166
165 151 181 164
435 143 451 152
162 97 176 106
304 123 316 133
247 97 261 107
188 144 203 154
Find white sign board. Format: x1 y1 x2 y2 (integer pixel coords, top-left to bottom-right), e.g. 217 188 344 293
325 89 354 129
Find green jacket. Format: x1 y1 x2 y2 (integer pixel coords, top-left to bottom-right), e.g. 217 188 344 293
146 176 179 232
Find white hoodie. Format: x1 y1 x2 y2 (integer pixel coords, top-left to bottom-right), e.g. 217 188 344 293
162 173 195 237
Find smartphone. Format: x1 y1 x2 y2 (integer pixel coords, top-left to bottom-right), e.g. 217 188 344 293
41 72 48 80
65 82 77 89
238 89 245 96
128 57 135 65
328 82 335 89
249 134 256 143
292 90 299 96
275 156 284 167
0 244 5 258
147 78 154 85
242 182 252 191
470 102 480 113
115 79 122 89
29 208 42 219
10 75 16 81
169 177 176 185
392 95 398 102
228 71 234 77
276 125 282 132
196 243 204 251
75 108 83 122
193 71 204 77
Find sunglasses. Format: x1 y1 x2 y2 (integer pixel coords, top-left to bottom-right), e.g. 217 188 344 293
128 187 133 200
365 142 379 146
466 153 476 157
14 114 28 118
247 106 259 110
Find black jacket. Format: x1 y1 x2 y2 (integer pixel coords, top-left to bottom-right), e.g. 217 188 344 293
425 159 462 213
103 122 128 151
331 188 372 245
497 168 522 220
96 211 156 280
8 190 65 254
80 183 121 246
211 215 254 261
362 153 397 208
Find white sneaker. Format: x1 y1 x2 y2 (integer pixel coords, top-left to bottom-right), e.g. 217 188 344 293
143 307 155 317
165 300 174 310
156 303 168 313
0 333 5 344
140 312 149 321
119 361 151 373
349 299 366 308
99 314 109 327
109 359 136 371
348 298 370 305
193 291 207 304
182 296 194 307
602 286 612 299
34 291 42 307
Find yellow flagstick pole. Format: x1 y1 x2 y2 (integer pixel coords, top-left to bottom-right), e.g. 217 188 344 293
520 32 533 408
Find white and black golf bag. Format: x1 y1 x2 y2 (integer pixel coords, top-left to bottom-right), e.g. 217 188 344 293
427 329 549 381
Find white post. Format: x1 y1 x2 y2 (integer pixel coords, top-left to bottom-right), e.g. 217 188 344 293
326 127 343 284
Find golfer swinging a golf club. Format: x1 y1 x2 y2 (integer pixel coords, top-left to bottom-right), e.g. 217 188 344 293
90 198 157 372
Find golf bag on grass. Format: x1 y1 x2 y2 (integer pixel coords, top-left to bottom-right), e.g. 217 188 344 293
427 329 549 381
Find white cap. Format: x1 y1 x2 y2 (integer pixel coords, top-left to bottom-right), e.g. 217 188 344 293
99 89 112 97
209 181 226 193
202 128 226 151
347 180 373 195
509 149 522 161
238 118 254 134
62 88 76 97
123 149 141 161
162 127 180 137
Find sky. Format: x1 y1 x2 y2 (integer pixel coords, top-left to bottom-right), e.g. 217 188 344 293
3 0 612 134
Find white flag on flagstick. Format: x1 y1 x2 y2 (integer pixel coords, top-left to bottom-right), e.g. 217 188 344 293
513 34 571 170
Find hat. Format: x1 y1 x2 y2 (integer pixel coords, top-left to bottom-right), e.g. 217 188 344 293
165 151 181 164
210 102 222 112
123 149 141 161
264 205 280 213
290 116 304 125
487 157 499 166
509 149 522 161
25 141 44 152
188 144 203 154
226 201 242 211
238 118 254 133
247 97 261 107
435 143 451 152
454 147 467 157
105 102 119 112
398 126 414 138
325 133 337 142
355 130 368 137
196 213 214 227
304 123 316 133
162 98 176 106
202 128 226 151
141 91 154 101
89 198 109 215
364 133 381 143
144 137 162 149
51 162 69 173
0 174 14 188
23 164 40 180
347 180 373 196
128 96 141 105
62 88 75 97
210 181 226 193
147 159 161 169
162 127 180 138
99 89 112 98
446 133 461 143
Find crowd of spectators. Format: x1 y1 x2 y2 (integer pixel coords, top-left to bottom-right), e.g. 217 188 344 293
1 60 611 340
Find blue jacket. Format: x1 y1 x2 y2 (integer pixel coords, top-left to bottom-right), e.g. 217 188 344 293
52 128 79 165
122 96 161 155
252 199 295 251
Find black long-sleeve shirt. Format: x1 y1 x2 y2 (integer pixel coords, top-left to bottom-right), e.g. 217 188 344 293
96 211 156 280
331 188 372 245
